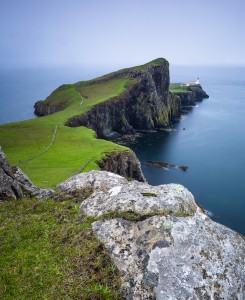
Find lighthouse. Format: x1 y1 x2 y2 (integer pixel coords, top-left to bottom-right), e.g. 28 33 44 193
196 77 200 84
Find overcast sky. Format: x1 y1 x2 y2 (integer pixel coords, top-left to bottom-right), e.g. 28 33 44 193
1 0 245 68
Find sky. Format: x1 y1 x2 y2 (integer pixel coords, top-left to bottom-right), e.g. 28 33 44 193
1 0 245 68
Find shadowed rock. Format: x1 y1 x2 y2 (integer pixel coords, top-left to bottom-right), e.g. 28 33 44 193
0 147 54 200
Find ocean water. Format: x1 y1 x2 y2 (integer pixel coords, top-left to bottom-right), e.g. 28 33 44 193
0 65 109 124
0 64 244 235
127 65 245 235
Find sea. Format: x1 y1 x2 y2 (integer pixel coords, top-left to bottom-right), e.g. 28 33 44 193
0 64 244 235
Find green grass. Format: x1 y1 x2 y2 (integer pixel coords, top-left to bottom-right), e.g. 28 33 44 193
0 194 123 300
169 83 192 93
0 78 131 188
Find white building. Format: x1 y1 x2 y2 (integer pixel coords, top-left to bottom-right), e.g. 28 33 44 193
181 77 200 87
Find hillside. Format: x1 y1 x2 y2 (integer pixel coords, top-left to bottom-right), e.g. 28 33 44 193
0 59 171 188
0 58 208 188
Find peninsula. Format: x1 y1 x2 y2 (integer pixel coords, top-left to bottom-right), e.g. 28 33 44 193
1 59 244 300
0 58 208 188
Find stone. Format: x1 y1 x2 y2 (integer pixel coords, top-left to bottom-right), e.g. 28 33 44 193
0 147 54 200
93 212 245 299
61 170 245 300
0 147 23 199
58 170 196 218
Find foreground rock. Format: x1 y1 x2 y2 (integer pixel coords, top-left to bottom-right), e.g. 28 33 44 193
0 147 54 200
59 170 245 300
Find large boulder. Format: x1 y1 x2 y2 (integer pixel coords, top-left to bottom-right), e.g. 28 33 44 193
59 170 245 300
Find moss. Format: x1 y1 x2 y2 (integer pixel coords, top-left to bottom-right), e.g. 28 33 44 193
141 192 158 197
51 187 94 203
99 207 195 223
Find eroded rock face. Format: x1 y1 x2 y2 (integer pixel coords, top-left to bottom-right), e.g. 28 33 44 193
0 147 54 200
98 151 145 182
66 59 179 138
60 170 245 300
174 84 209 107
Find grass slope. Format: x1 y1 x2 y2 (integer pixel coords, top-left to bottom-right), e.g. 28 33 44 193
0 78 131 188
169 83 192 93
0 193 123 300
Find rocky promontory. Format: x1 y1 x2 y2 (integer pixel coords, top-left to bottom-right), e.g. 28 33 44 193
170 83 209 107
66 58 180 139
58 170 245 300
31 58 209 182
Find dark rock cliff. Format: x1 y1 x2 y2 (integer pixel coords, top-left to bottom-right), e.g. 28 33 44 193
34 84 73 116
174 84 209 107
34 100 67 116
66 59 180 139
98 150 145 182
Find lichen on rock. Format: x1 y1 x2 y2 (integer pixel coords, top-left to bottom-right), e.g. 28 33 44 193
58 170 245 300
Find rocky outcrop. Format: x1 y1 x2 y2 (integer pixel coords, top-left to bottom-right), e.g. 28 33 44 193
174 84 209 107
0 147 54 200
66 59 180 139
98 150 145 182
34 100 67 116
34 84 73 116
58 170 245 300
0 147 23 199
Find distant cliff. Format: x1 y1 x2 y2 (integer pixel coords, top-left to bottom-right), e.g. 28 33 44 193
66 58 180 139
170 83 209 107
34 59 209 139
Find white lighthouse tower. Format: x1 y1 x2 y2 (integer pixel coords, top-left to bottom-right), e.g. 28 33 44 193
196 77 200 84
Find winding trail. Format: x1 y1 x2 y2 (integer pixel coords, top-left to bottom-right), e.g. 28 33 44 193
73 158 92 175
18 90 91 172
19 120 64 164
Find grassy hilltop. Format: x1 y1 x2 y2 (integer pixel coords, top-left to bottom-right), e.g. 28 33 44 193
0 77 134 188
0 59 167 188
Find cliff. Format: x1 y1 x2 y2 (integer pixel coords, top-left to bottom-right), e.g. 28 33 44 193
29 58 208 183
58 170 245 300
170 83 209 107
98 150 145 182
34 84 74 116
66 58 182 139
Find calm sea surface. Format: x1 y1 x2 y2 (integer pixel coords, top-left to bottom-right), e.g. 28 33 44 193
0 65 244 235
127 65 245 235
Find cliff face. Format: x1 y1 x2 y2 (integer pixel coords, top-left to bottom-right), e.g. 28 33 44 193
66 59 180 139
98 150 145 182
34 100 67 116
34 84 73 116
58 170 245 300
174 84 209 107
